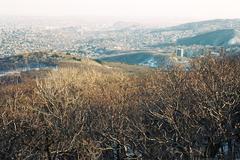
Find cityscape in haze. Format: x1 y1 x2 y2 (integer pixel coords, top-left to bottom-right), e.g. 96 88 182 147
1 16 240 68
0 0 240 68
1 0 240 159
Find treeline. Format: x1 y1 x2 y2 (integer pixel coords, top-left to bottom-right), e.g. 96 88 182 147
0 56 240 159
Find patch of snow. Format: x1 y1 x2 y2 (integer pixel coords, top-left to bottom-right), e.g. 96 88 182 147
228 36 240 45
139 57 158 68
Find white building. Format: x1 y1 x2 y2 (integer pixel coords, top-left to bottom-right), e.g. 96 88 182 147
176 48 184 57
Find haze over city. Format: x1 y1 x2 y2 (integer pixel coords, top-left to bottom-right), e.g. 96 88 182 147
0 0 240 26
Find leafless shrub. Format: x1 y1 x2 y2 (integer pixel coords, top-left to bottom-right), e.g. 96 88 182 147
0 57 240 159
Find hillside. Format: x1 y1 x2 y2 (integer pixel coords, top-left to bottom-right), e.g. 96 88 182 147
0 52 58 74
177 29 240 46
151 19 240 34
0 52 84 76
1 56 240 159
97 51 172 68
169 19 240 31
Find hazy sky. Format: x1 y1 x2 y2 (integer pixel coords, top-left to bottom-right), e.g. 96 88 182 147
0 0 240 25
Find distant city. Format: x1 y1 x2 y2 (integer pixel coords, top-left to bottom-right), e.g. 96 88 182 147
0 17 240 67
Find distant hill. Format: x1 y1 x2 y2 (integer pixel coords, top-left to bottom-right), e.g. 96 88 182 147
177 29 240 46
151 19 240 35
166 19 240 32
169 19 240 31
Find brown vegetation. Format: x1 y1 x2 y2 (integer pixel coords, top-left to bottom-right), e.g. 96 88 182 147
0 56 240 159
